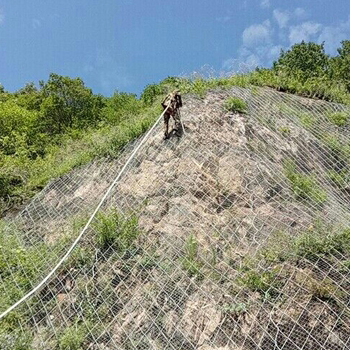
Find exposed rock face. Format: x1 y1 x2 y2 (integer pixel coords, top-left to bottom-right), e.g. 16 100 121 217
2 87 350 349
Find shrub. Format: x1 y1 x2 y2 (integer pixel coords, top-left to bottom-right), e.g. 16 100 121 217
297 112 315 128
327 112 349 127
93 210 139 251
224 97 248 113
239 268 281 299
284 160 327 204
59 323 86 350
293 228 350 260
327 169 350 189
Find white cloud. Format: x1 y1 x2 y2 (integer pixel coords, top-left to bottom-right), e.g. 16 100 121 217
289 21 322 44
242 20 272 47
221 10 350 76
0 8 4 24
273 9 290 29
317 16 350 54
294 8 306 19
221 19 280 73
260 0 270 9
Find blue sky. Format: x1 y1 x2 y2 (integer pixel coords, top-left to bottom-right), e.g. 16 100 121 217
0 0 350 96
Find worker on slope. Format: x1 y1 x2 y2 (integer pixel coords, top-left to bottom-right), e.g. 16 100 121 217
161 90 183 140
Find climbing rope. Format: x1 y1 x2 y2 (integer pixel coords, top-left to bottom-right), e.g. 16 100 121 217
0 105 170 320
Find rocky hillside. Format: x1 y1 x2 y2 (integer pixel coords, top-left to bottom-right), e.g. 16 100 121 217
1 87 350 350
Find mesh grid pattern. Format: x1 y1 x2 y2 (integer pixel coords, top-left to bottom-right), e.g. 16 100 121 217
1 86 350 349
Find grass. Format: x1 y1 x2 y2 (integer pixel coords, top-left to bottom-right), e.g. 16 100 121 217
279 126 291 137
238 268 282 299
284 160 327 204
327 169 350 189
320 132 350 163
3 66 350 216
59 322 87 350
0 328 32 350
327 111 349 127
261 225 350 264
181 234 203 278
0 208 142 348
243 223 350 305
223 97 248 113
297 112 316 129
0 223 53 311
93 209 139 252
294 228 350 261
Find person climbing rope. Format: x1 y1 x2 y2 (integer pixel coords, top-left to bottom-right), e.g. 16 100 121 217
161 90 183 140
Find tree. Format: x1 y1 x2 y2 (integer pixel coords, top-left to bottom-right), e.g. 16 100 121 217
16 82 43 111
39 73 105 134
330 40 350 91
0 101 38 156
103 91 141 124
273 41 329 82
140 84 164 106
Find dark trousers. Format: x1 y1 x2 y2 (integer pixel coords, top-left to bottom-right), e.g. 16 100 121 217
164 109 181 137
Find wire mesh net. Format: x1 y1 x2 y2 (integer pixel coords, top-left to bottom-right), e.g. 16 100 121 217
1 86 350 349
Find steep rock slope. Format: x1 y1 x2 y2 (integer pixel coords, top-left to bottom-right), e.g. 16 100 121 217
1 87 350 350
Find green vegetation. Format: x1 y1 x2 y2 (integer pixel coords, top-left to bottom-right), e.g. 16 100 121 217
279 126 291 137
59 322 87 350
181 234 203 278
284 160 327 204
294 228 350 261
93 209 139 251
0 328 32 350
261 225 350 264
320 132 350 165
0 74 163 216
327 169 350 189
327 111 349 127
0 208 143 348
273 42 329 83
223 96 248 113
222 302 248 315
2 40 350 216
297 112 316 128
239 223 350 305
0 224 52 314
238 268 281 299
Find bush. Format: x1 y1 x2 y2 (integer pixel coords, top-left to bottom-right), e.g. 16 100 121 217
284 160 327 204
59 323 86 350
327 112 349 127
94 209 139 251
239 268 281 299
294 228 350 260
224 97 248 113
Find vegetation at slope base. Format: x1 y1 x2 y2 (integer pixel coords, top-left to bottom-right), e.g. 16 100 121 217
1 40 350 216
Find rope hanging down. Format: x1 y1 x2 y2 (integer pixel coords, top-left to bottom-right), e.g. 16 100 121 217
0 105 170 321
